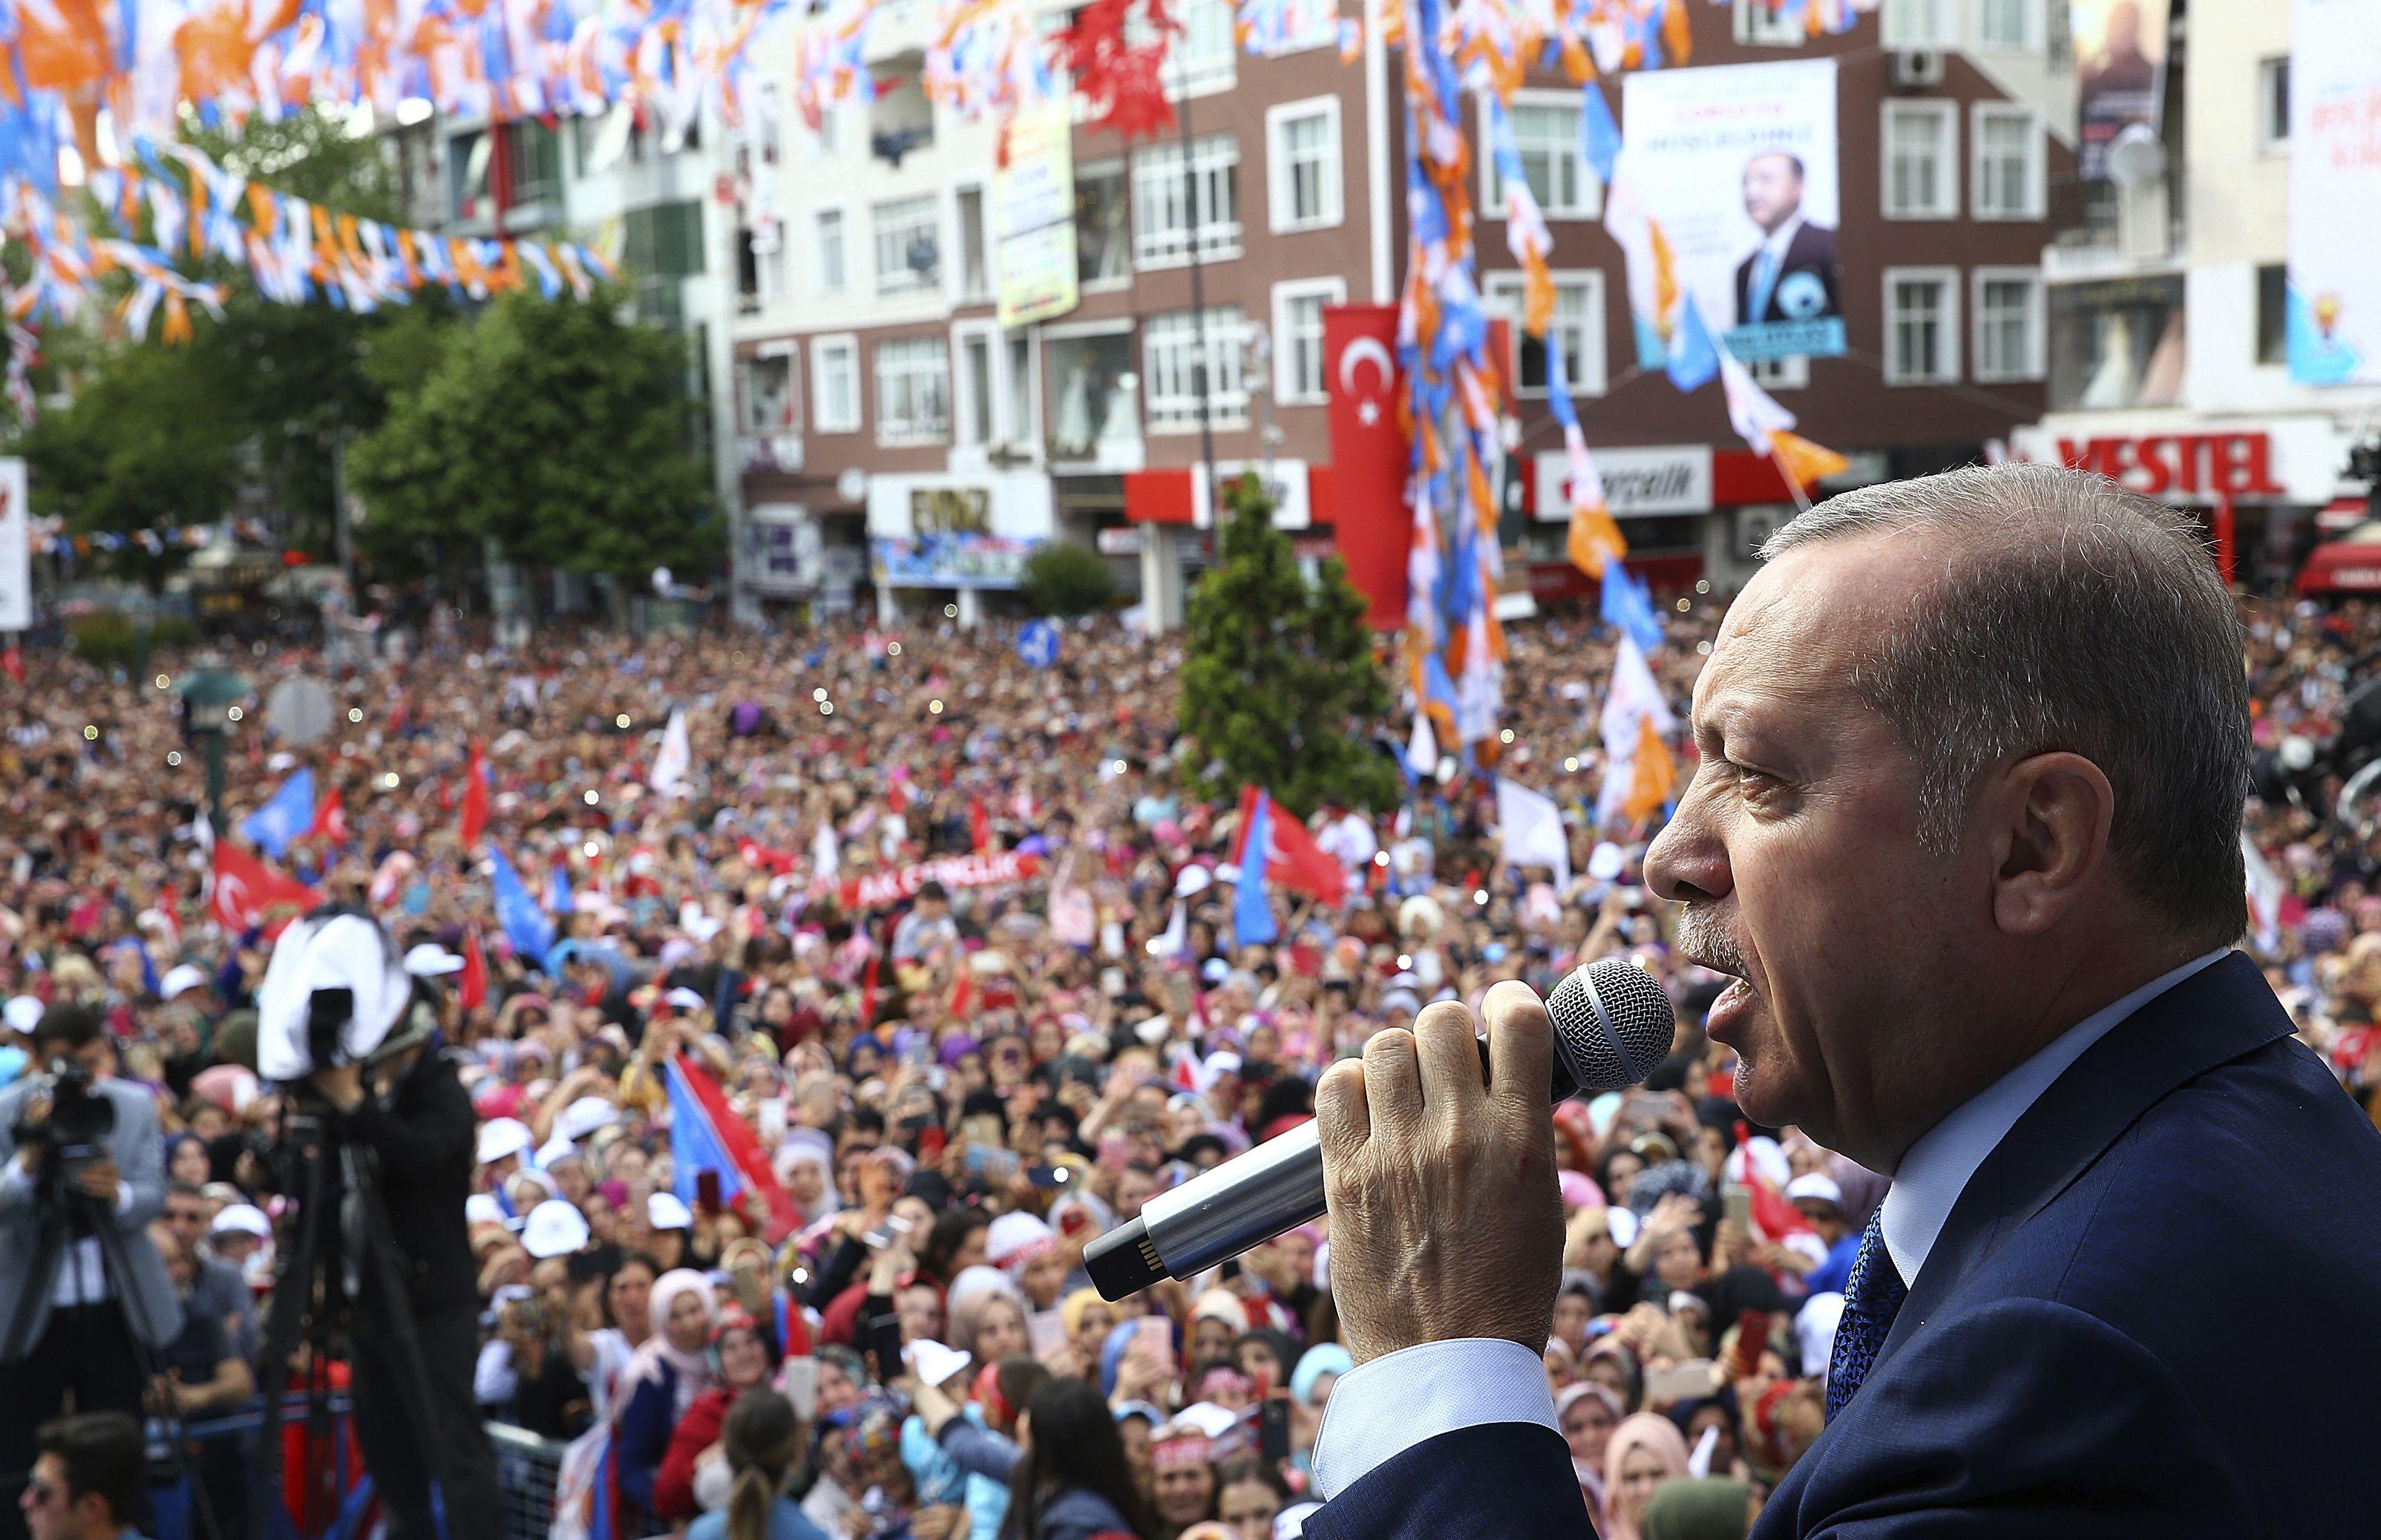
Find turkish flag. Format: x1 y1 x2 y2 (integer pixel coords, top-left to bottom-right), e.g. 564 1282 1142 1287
459 926 488 1012
1 645 22 684
969 796 992 855
307 787 347 845
1231 786 1352 904
208 843 318 935
1323 304 1409 630
458 740 489 851
737 839 799 875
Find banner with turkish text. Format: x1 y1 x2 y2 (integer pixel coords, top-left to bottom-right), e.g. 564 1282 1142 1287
836 851 1044 910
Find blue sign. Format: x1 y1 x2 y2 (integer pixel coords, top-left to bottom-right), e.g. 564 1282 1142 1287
1016 620 1062 669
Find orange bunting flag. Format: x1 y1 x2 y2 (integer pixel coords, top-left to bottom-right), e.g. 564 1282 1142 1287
1624 713 1677 824
1769 430 1850 490
1663 0 1692 65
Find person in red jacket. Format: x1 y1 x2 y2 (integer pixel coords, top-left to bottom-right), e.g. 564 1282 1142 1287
654 1313 782 1521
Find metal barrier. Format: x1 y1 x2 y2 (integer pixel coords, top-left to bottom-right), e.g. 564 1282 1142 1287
488 1423 568 1540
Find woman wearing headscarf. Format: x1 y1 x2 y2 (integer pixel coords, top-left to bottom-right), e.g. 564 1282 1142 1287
1555 1382 1624 1524
615 1268 721 1516
1286 1343 1350 1473
1602 1412 1692 1540
655 1311 782 1520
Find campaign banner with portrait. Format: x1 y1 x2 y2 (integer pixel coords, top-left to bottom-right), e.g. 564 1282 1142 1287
2073 0 2169 182
2287 0 2381 386
1621 59 1843 364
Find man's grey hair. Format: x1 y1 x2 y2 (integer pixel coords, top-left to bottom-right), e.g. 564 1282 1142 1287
1761 463 2250 947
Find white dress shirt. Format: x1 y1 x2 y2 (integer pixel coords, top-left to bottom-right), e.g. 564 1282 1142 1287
2 1158 137 1308
1309 946 2234 1501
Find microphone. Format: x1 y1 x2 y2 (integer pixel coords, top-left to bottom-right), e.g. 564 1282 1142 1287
1083 957 1677 1301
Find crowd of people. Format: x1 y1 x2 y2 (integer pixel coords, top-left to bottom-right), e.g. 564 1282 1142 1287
1 581 2376 1540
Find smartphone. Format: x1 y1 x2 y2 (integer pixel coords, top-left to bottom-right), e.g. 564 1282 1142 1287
695 1170 723 1219
966 1143 1021 1184
962 1113 1004 1148
1732 1308 1772 1377
566 1242 623 1284
1644 1358 1717 1406
1257 1397 1291 1464
1025 1164 1065 1190
1026 1308 1067 1359
917 1125 946 1163
1722 1182 1753 1232
861 1216 912 1251
779 1357 819 1421
1133 1314 1176 1373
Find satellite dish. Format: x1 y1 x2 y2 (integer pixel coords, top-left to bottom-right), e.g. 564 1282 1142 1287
263 676 337 746
2106 124 2167 189
836 468 869 504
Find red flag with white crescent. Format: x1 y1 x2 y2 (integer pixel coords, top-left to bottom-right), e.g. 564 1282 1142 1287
208 843 318 936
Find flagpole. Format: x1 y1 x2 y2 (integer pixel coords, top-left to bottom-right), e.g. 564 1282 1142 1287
1771 447 1814 515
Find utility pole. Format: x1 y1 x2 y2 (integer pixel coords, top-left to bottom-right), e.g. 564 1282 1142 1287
1174 52 1219 543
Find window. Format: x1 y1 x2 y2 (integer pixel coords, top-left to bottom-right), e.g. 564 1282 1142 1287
1882 102 1959 220
1046 329 1139 458
1133 134 1241 267
1272 278 1345 404
814 209 847 295
1971 105 2043 220
1974 0 2037 49
1483 272 1608 397
1884 267 1960 385
1003 335 1040 449
1142 309 1248 431
2257 264 2289 365
2259 57 2290 154
622 201 706 278
451 123 563 221
1733 0 1806 46
1880 0 1953 47
955 325 997 446
1167 0 1237 94
2049 277 2185 411
956 186 990 301
874 196 942 295
740 354 798 434
811 336 860 433
1747 355 1808 390
1075 161 1130 284
875 336 950 442
1971 268 2043 381
1487 98 1599 218
1267 99 1343 232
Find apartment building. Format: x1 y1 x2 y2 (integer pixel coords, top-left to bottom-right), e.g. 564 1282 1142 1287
2009 1 2370 585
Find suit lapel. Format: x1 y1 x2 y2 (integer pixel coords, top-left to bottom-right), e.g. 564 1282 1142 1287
1873 952 2293 1370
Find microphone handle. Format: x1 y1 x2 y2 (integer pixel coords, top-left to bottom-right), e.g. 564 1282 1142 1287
1084 1040 1510 1301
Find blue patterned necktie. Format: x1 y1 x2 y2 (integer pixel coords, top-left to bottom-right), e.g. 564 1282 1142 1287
1824 1209 1908 1424
1749 247 1781 321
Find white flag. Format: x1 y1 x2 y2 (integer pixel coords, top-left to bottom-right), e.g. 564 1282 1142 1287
649 708 691 797
1600 635 1677 752
1496 777 1572 890
811 822 840 879
1406 710 1440 777
1720 345 1798 456
2242 833 2284 952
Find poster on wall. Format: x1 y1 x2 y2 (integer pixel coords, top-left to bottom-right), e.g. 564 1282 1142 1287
995 102 1080 330
0 459 27 632
1620 59 1843 365
2287 0 2381 386
2073 0 2168 181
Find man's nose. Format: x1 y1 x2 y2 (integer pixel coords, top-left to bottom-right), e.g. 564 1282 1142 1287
1643 777 1730 906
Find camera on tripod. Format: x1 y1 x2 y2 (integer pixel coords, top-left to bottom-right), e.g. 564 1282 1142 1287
12 1055 118 1173
256 908 413 1084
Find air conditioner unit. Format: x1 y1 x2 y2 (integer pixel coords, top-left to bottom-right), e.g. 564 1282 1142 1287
1891 49 1946 88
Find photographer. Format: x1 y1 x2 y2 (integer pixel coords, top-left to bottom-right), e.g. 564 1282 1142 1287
303 986 499 1540
0 1008 176 1540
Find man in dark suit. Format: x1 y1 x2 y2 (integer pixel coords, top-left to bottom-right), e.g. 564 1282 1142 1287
1301 464 2381 1539
1732 151 1838 329
0 1007 177 1540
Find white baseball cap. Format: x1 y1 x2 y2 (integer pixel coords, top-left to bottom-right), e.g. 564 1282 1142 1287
648 1192 694 1231
555 1095 619 1141
1784 1173 1846 1210
464 1193 506 1228
405 943 467 978
663 986 709 1012
160 964 210 1001
521 1199 592 1259
211 1203 272 1239
476 1117 534 1165
2 997 42 1035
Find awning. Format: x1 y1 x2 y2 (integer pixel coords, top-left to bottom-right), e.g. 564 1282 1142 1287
2316 496 2371 534
2295 521 2381 594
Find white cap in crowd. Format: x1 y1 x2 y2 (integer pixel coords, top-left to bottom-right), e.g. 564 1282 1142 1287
404 943 467 978
521 1199 591 1259
476 1117 533 1166
211 1203 272 1239
160 964 210 1001
1785 1173 1846 1210
648 1192 694 1231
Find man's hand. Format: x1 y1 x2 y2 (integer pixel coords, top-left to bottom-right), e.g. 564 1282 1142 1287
310 1063 364 1113
71 1156 121 1205
1316 980 1562 1366
15 1093 50 1173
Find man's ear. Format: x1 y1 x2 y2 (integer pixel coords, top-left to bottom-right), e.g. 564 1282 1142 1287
1985 751 2115 937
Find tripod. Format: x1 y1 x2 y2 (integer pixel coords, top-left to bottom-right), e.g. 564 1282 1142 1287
0 1160 225 1540
248 1104 448 1540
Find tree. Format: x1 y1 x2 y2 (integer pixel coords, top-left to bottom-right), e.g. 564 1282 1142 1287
1020 541 1117 617
1177 473 1400 818
346 288 723 585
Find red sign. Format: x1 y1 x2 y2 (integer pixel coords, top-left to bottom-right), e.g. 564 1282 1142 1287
2051 433 2287 502
836 850 1044 910
1323 305 1409 630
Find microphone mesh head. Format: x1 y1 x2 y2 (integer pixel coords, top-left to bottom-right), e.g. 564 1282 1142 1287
1548 957 1677 1093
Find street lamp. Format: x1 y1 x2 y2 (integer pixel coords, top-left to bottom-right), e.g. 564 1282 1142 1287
175 660 250 830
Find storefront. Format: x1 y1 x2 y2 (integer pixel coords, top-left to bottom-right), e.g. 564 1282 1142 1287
1521 443 1813 599
2009 416 2353 589
865 471 1055 624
